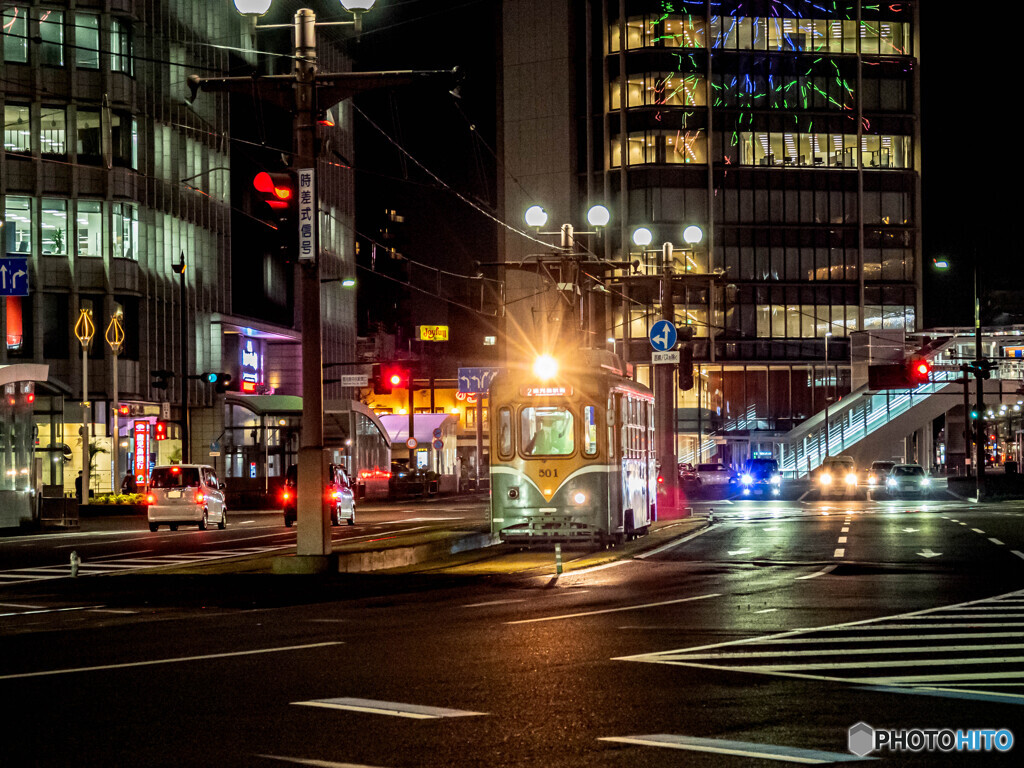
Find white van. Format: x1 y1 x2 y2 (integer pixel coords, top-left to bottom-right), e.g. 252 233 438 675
146 464 227 532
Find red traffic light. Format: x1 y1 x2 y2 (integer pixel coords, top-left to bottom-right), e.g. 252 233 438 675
382 366 409 390
907 357 931 385
253 171 294 210
154 421 168 441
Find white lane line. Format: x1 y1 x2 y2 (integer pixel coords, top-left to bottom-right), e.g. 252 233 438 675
840 526 849 533
989 538 1005 546
755 608 778 614
636 524 713 559
759 632 1024 643
88 608 138 615
0 602 44 609
505 593 720 625
0 605 104 618
672 643 1024 660
837 536 847 544
833 548 845 558
796 565 837 580
256 755 386 768
859 670 1024 685
91 549 153 560
1014 551 1024 561
972 528 986 534
461 599 527 608
817 622 1024 630
0 641 343 681
598 734 870 764
291 698 485 719
720 655 1024 672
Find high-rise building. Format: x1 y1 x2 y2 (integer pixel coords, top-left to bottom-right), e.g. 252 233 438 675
0 1 358 521
500 0 920 465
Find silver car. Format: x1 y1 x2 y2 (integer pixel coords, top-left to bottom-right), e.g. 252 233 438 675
886 463 931 496
147 464 227 531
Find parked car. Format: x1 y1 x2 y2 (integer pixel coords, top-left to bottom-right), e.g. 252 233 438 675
886 463 931 496
696 463 732 487
865 460 897 489
736 458 782 496
282 463 356 527
813 456 858 495
146 464 226 532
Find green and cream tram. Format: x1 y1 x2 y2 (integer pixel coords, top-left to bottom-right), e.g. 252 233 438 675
489 348 657 545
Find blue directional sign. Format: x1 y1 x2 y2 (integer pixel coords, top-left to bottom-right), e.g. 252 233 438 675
458 367 502 394
0 256 29 297
649 319 677 352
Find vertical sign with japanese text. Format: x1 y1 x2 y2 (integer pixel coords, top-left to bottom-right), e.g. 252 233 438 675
133 420 150 485
297 168 317 263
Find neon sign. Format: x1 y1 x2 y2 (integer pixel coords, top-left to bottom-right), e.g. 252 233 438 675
240 336 262 393
133 420 150 485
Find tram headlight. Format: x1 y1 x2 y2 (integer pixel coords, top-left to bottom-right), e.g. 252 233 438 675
572 491 587 505
507 487 519 500
533 354 559 380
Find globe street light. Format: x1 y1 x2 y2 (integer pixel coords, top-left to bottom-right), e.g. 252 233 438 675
632 227 653 247
524 205 548 228
233 0 272 14
587 204 610 228
682 225 703 245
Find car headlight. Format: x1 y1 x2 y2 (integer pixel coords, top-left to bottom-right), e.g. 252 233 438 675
845 473 857 486
819 473 832 486
741 473 753 486
921 477 931 486
887 477 896 487
771 475 781 485
867 475 876 485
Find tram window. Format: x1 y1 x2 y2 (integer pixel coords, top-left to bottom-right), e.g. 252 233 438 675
521 406 575 456
583 405 598 456
498 407 513 459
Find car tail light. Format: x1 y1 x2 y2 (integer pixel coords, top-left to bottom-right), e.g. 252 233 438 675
331 490 341 500
194 491 205 504
146 494 155 505
657 475 664 484
282 490 291 502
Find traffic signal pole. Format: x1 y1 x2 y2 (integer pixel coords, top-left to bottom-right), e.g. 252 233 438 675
974 263 985 499
656 243 679 518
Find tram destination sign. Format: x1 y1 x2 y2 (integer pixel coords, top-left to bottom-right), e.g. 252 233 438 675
521 386 573 397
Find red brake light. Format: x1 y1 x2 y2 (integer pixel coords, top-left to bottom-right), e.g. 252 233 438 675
194 491 204 504
171 466 179 474
282 490 290 501
146 494 155 505
657 475 665 484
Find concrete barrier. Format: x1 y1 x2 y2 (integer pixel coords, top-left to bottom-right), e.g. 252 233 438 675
335 531 500 573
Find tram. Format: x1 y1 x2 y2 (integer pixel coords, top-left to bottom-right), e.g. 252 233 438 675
489 348 657 545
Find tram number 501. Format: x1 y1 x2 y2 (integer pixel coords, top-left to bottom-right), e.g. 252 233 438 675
539 469 559 478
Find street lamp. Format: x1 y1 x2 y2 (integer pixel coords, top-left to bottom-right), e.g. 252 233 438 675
74 308 96 504
524 205 548 228
105 312 125 491
933 256 985 496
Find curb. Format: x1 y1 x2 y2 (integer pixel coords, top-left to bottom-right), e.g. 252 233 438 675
335 530 500 573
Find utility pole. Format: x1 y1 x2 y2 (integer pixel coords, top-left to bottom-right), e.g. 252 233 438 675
655 243 679 517
188 11 455 565
974 263 985 499
173 254 189 463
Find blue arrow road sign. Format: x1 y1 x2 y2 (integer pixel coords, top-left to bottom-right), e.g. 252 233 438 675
649 319 677 352
458 367 502 394
0 256 29 297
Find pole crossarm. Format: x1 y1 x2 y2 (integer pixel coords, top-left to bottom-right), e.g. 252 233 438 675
187 69 459 111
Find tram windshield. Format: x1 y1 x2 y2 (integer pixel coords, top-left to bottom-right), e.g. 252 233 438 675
521 406 575 456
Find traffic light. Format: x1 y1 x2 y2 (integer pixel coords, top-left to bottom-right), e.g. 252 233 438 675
906 357 931 386
384 365 409 391
203 372 232 393
154 421 168 441
151 370 174 390
371 364 390 395
678 344 694 391
252 170 297 260
970 406 980 420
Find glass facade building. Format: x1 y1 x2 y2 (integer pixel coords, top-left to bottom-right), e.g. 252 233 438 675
500 0 920 465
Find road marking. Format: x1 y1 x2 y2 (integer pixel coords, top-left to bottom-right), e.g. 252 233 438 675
1014 551 1024 561
505 593 720 625
636 524 712 559
989 538 1005 546
0 601 44 609
833 548 845 558
668 643 1024 661
840 526 849 533
598 734 871 763
291 697 485 719
902 528 918 533
916 549 941 558
837 536 847 544
755 608 778 614
727 548 752 556
796 565 837 580
972 528 985 534
256 756 385 768
959 522 968 525
0 641 343 681
462 599 527 608
0 604 104 618
858 685 1024 705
